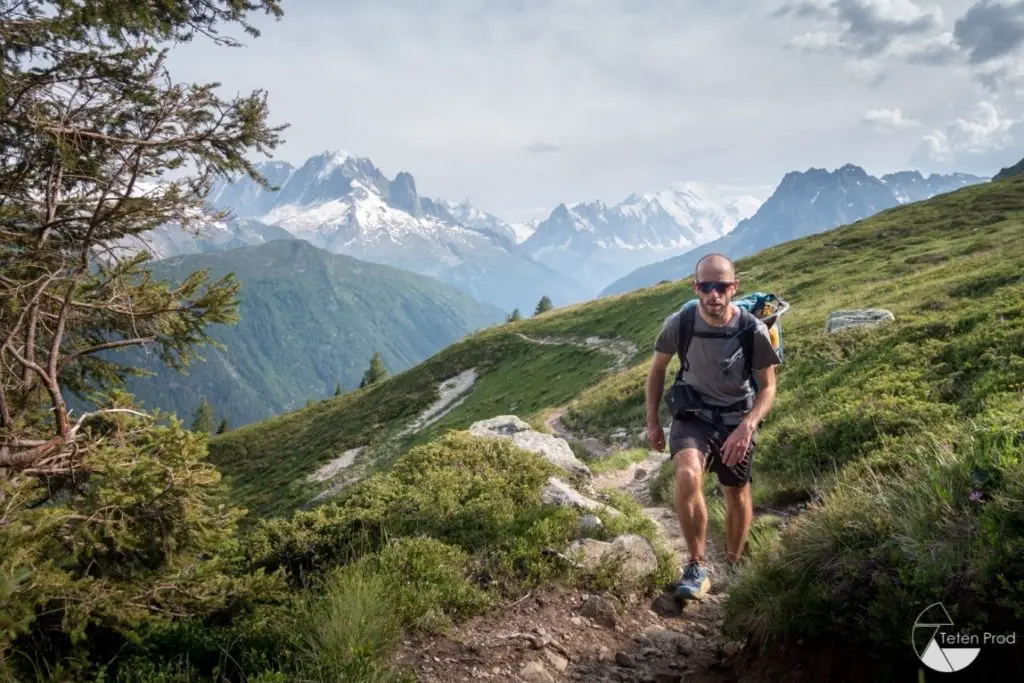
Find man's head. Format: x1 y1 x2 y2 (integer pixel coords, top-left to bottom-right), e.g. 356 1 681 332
692 253 738 322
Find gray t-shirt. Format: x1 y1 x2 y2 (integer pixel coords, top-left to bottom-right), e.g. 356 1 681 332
654 303 781 408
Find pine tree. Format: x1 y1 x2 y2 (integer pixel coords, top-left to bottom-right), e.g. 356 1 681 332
216 417 229 434
359 351 388 388
191 399 214 434
534 295 553 315
335 381 343 396
506 308 522 322
0 2 287 675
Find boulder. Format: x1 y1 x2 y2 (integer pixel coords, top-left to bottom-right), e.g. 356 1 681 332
566 533 658 582
469 415 592 480
542 478 621 517
825 309 895 333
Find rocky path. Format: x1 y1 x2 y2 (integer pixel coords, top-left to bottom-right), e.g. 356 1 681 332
392 406 765 683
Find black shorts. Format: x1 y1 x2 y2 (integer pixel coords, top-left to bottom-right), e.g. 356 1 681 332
669 416 755 487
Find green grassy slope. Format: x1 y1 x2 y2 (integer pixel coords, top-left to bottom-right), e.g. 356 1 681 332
95 239 504 428
210 176 1023 523
994 156 1024 181
203 174 1023 679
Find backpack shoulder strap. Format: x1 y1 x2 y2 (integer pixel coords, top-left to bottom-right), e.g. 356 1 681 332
738 308 757 381
676 303 697 372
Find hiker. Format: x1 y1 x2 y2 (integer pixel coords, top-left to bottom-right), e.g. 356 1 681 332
645 253 781 600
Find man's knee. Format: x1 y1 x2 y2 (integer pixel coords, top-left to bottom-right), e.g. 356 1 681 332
673 449 704 494
723 482 752 505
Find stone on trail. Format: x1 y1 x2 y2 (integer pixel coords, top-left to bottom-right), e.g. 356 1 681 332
518 660 554 683
579 594 618 627
825 309 895 333
566 533 658 582
469 415 592 480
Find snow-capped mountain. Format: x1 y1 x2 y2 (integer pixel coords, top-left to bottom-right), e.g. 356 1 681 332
438 199 527 245
601 164 989 296
521 182 764 291
880 171 986 203
170 151 589 314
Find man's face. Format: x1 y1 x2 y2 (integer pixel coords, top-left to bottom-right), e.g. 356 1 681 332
693 262 737 321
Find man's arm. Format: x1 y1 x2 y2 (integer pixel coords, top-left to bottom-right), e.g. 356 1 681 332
645 351 673 450
741 364 777 428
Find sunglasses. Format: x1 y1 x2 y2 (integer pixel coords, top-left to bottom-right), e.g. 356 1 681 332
695 280 735 295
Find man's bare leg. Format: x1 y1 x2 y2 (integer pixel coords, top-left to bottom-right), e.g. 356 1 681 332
673 448 707 562
723 482 753 564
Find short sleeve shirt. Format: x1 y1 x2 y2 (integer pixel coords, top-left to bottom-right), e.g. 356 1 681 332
654 303 781 407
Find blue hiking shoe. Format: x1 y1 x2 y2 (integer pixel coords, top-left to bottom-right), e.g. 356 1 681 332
674 559 710 601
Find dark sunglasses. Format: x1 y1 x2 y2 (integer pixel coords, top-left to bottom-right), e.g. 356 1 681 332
695 280 735 294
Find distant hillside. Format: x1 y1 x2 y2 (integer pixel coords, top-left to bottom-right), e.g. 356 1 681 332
600 164 986 296
87 239 504 427
994 157 1024 181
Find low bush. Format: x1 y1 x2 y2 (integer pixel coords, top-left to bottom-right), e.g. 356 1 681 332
724 424 1024 679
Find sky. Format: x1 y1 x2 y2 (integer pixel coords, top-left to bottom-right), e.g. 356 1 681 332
167 0 1024 222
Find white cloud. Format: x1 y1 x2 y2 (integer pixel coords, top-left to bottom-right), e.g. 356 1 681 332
911 100 1023 170
863 107 923 130
786 30 846 50
976 56 1024 92
157 2 1019 216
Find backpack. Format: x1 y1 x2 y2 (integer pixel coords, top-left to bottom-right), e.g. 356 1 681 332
674 291 788 395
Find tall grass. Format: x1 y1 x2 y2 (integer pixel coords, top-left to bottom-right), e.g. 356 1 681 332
725 424 1024 679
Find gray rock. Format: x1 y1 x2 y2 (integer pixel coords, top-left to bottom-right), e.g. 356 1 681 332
825 309 895 333
519 660 554 683
643 626 689 651
542 478 622 516
615 651 636 668
567 533 658 582
469 415 592 480
580 514 604 532
580 594 618 627
543 650 569 672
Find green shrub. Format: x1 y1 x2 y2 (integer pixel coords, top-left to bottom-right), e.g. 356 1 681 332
724 425 1024 678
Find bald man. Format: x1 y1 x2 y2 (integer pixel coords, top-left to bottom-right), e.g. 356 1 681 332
645 253 780 600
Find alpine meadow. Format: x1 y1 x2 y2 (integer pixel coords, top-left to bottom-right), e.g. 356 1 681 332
2 2 1023 683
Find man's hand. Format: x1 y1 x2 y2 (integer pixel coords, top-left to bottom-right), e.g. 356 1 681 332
645 351 673 453
720 419 754 466
647 420 666 452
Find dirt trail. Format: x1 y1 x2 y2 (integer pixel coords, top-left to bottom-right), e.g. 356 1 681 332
392 406 778 682
515 332 638 372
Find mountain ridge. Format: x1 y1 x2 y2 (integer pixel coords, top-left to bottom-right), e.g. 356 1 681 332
599 163 988 296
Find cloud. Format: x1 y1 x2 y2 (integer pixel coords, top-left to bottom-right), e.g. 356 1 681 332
953 0 1024 64
887 31 961 64
525 141 562 154
911 100 1022 172
162 2 1016 216
976 56 1024 91
775 0 944 56
863 107 922 130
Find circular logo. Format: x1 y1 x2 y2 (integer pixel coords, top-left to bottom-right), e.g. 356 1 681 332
912 602 980 673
